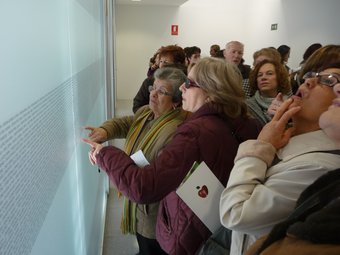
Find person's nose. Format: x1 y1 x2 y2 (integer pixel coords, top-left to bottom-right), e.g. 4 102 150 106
304 77 317 89
260 74 267 80
150 89 158 98
179 83 185 92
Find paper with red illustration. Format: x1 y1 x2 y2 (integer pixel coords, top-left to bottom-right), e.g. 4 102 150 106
176 161 224 233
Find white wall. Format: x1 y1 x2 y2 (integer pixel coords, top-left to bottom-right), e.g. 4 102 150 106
0 0 108 254
116 0 340 100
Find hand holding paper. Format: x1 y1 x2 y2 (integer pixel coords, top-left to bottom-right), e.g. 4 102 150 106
130 150 150 167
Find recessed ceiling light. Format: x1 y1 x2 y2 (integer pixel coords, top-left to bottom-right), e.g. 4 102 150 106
132 0 141 2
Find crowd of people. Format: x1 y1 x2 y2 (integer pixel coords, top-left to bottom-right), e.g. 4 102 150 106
82 42 340 255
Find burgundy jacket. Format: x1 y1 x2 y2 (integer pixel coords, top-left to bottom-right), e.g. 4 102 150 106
96 104 262 254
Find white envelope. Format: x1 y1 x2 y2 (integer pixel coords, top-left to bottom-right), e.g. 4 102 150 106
130 149 150 167
176 161 224 233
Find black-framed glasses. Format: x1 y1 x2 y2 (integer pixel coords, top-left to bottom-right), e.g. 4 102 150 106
302 71 340 87
185 78 200 89
148 86 172 96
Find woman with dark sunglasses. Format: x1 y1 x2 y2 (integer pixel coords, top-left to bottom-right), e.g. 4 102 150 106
83 57 262 255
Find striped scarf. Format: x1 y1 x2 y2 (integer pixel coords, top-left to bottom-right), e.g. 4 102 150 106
120 107 183 235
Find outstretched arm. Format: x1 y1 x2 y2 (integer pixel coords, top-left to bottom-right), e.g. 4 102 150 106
84 126 108 143
82 138 104 165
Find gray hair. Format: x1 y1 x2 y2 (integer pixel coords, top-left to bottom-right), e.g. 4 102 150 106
225 41 244 50
154 67 186 103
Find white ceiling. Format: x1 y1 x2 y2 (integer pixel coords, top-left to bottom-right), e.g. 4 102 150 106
116 0 188 6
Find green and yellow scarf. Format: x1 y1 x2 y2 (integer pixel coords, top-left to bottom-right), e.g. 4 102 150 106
120 108 184 235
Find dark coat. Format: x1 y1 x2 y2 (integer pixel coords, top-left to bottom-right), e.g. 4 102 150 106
238 62 251 79
96 104 261 255
132 77 154 113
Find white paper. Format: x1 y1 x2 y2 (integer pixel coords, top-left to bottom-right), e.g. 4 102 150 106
176 162 224 233
130 149 150 167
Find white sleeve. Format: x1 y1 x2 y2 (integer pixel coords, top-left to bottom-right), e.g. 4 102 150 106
220 140 289 236
220 156 276 236
220 152 335 236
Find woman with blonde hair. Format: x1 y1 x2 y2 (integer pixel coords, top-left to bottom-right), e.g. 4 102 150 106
83 57 261 255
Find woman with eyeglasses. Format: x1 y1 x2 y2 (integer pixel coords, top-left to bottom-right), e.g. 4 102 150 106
220 45 340 255
244 56 340 255
83 57 261 255
84 67 187 255
133 45 186 114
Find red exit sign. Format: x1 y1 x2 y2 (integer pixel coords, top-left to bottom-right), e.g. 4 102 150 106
171 25 178 35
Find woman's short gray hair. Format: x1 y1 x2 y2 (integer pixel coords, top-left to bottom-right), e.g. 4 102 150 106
154 67 186 104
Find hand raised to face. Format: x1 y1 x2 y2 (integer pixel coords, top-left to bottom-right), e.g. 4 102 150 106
267 92 284 118
258 98 301 149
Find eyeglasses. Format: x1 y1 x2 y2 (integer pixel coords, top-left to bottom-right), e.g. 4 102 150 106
302 72 340 87
148 86 172 96
185 78 200 89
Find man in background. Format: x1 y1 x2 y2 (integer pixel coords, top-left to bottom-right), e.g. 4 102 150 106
224 41 252 98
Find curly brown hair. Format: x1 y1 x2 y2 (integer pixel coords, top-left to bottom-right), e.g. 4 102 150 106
249 59 291 95
158 45 186 65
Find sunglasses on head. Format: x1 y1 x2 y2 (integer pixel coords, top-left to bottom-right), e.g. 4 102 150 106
185 78 200 89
